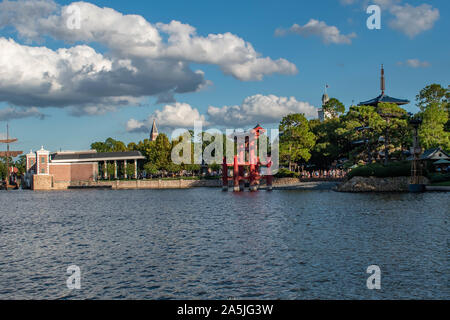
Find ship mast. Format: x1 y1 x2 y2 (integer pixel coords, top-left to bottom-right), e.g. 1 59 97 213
0 123 23 186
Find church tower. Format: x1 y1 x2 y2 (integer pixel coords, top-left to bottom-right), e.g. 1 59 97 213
150 119 159 141
318 85 331 122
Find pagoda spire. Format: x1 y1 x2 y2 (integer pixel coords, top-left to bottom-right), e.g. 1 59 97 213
380 64 385 95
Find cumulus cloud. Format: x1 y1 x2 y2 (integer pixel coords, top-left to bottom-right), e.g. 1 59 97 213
275 19 357 45
0 0 297 116
127 102 207 132
127 94 318 133
207 95 317 126
397 59 431 68
338 0 439 38
388 4 440 38
0 106 46 121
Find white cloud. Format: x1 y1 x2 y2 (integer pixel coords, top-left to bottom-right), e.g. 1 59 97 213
397 59 431 68
338 0 439 38
0 37 174 111
0 0 297 116
127 95 318 133
208 95 317 126
275 19 356 45
388 4 440 38
127 102 207 132
126 118 147 133
0 1 297 80
0 106 46 121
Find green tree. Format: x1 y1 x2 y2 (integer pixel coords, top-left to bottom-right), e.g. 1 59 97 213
106 162 115 180
337 105 385 164
15 155 27 177
0 159 6 179
144 162 158 176
418 103 450 150
91 138 128 152
323 98 345 117
416 84 449 112
376 103 409 162
125 162 136 179
310 118 347 168
152 133 172 171
279 114 316 171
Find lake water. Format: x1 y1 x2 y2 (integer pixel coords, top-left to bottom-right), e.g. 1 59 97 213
0 188 448 300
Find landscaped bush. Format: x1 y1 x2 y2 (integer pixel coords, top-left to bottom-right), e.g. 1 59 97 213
427 172 450 183
275 168 298 178
348 161 412 179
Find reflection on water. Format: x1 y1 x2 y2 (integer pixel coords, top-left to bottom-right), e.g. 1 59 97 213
0 188 448 299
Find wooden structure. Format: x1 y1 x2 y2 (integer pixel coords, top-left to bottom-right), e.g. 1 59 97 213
221 125 273 192
0 124 23 190
409 118 424 192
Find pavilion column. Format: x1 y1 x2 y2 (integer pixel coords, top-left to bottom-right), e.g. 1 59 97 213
103 161 107 180
134 159 138 179
114 160 118 179
124 160 127 179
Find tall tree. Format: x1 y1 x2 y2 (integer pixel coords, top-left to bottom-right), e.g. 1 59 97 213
279 114 316 171
416 84 449 112
416 84 450 150
310 118 347 168
418 103 450 150
337 105 385 164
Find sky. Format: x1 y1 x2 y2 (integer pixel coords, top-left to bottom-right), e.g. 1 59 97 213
0 0 448 155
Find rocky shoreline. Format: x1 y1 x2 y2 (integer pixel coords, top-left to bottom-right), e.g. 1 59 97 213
335 176 429 193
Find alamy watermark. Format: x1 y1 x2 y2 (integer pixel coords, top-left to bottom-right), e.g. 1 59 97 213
66 265 81 290
66 4 81 30
367 5 381 30
170 121 279 175
366 265 381 290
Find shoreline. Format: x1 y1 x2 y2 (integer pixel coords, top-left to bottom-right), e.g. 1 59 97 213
25 177 344 191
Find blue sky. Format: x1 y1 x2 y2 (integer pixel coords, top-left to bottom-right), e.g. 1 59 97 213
0 0 448 155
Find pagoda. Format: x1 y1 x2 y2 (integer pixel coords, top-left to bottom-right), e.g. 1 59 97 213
359 65 410 164
359 65 410 106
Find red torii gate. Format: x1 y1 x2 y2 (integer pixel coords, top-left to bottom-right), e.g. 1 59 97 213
222 125 273 192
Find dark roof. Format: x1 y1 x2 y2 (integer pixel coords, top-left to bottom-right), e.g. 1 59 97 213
407 147 450 161
434 159 450 165
359 94 410 106
420 147 449 160
52 151 145 162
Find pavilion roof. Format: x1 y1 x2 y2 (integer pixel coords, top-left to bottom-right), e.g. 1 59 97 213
51 151 145 163
359 94 410 106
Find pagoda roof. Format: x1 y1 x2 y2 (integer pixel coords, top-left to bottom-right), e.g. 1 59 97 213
359 94 410 106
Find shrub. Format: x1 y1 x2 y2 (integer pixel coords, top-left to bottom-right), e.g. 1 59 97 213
427 172 450 183
348 161 411 179
275 168 298 178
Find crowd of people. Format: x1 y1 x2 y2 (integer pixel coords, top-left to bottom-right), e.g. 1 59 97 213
300 169 348 179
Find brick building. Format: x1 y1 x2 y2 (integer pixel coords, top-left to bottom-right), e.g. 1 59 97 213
25 147 145 190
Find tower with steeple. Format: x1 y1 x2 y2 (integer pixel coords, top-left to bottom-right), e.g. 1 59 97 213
150 119 159 141
318 84 331 122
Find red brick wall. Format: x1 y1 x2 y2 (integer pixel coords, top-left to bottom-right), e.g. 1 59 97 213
71 163 95 181
50 164 72 182
49 163 96 182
